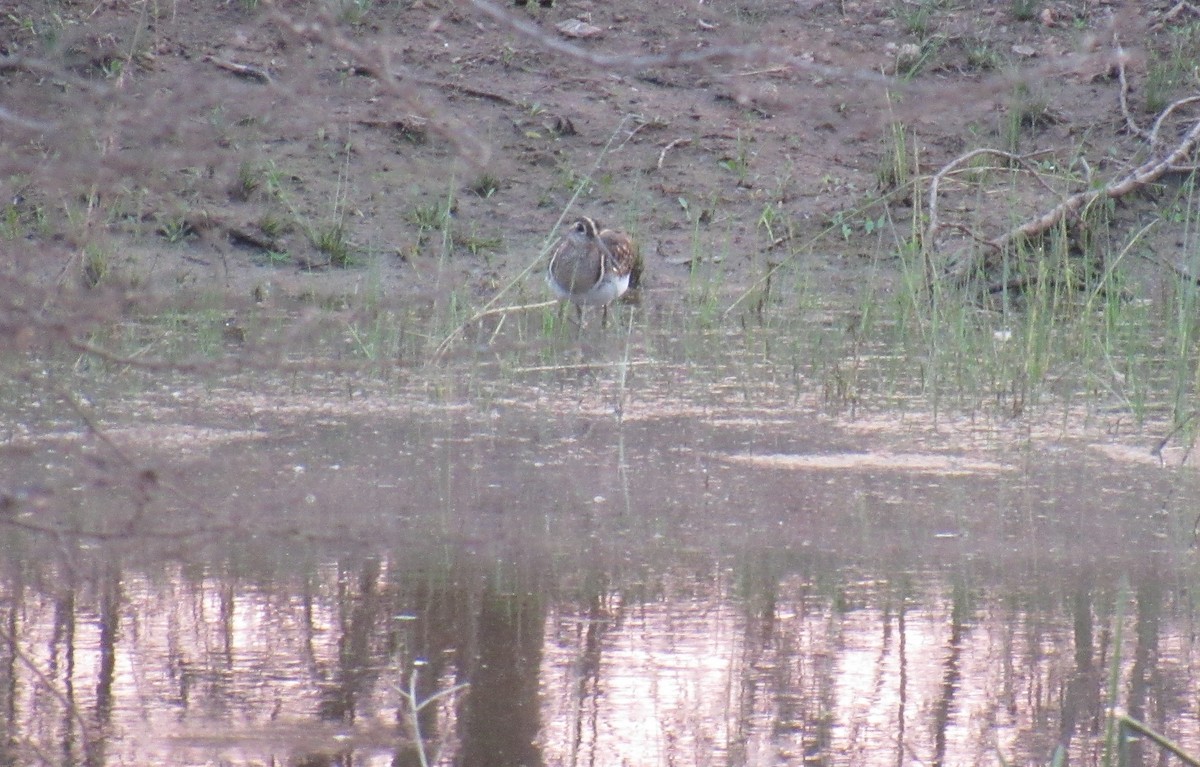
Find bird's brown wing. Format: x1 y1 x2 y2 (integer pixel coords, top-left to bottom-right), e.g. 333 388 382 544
598 230 639 278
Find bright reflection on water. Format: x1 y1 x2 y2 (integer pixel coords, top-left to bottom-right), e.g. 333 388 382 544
2 312 1200 767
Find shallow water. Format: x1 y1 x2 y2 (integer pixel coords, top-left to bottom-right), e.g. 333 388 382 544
2 307 1199 766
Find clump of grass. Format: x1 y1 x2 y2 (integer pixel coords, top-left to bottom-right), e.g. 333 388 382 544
158 214 193 244
258 212 287 240
717 130 752 184
0 196 45 240
877 120 916 192
554 160 593 197
230 161 262 201
410 201 451 231
333 0 373 24
469 173 501 199
964 39 1002 71
0 203 19 239
453 225 501 256
409 198 456 251
893 0 944 40
99 58 123 79
1144 25 1200 115
82 245 111 288
1010 0 1038 21
1002 83 1056 151
757 202 783 241
312 222 352 267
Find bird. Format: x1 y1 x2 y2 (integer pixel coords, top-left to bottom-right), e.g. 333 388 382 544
546 216 639 325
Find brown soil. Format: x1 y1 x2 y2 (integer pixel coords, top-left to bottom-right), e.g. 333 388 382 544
0 1 1193 311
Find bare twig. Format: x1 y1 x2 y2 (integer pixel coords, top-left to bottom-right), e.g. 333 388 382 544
940 96 1200 284
926 148 1059 245
207 55 272 84
1152 409 1200 464
1114 38 1148 141
1149 95 1200 149
1138 247 1200 286
0 53 102 89
656 137 692 170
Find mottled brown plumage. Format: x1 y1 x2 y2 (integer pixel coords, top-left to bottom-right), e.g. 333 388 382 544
546 216 639 323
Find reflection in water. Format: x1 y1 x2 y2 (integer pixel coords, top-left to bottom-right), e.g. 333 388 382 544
1 337 1200 766
460 587 544 767
0 532 1199 765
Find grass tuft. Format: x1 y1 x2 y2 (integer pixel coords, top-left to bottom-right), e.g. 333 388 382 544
312 222 352 267
469 173 501 199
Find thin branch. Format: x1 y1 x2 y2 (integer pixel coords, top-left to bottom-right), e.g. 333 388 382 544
1149 95 1200 148
206 55 272 84
942 96 1200 284
657 137 692 170
1156 1 1200 29
1114 38 1147 140
926 148 1059 245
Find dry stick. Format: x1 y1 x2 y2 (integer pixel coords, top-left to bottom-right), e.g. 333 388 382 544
207 55 272 84
1152 405 1199 458
475 299 557 320
614 118 657 152
65 334 376 376
0 105 56 131
657 137 692 170
1150 95 1200 153
431 116 636 360
1114 38 1147 141
509 360 654 374
926 148 1061 246
1139 249 1200 286
944 102 1200 284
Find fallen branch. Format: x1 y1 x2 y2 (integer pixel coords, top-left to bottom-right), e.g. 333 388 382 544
926 147 1059 246
938 95 1200 285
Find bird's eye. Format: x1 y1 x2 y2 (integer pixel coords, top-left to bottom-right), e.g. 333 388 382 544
574 222 586 233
